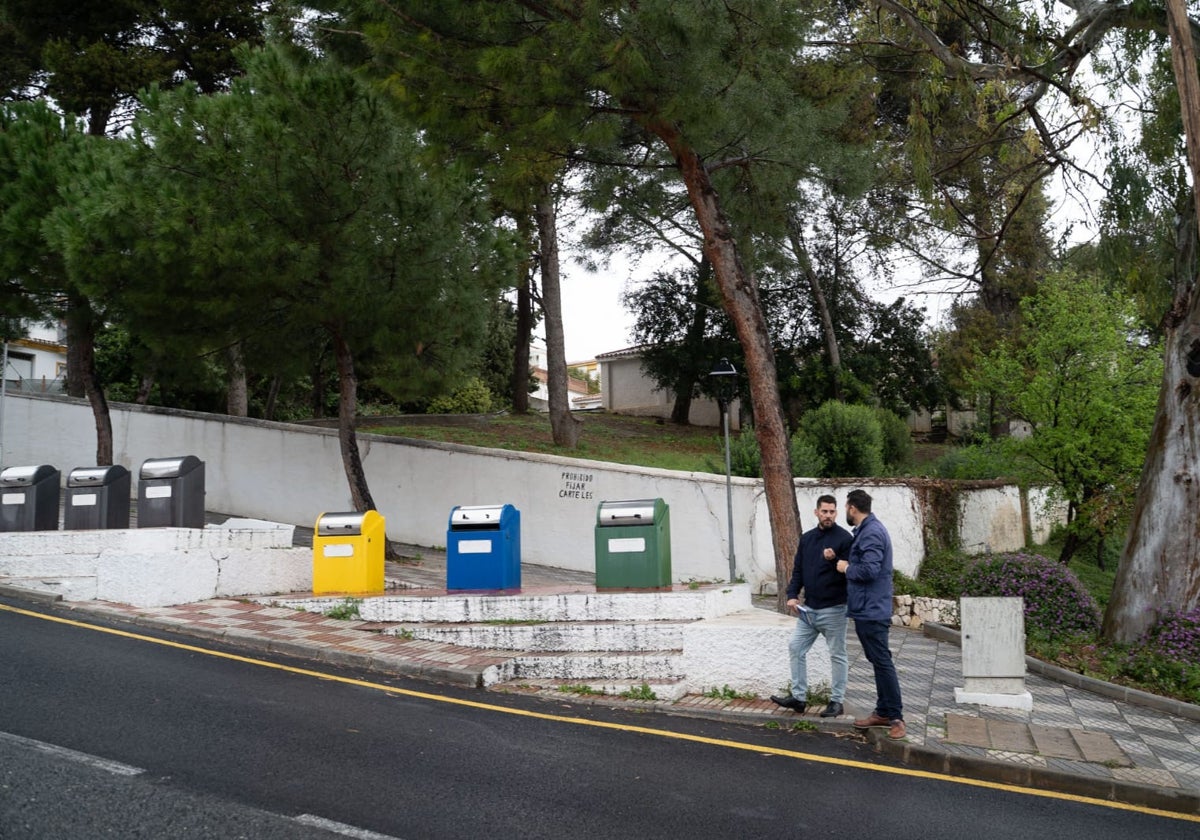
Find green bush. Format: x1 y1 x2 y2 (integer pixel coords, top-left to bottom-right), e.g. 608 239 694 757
873 407 913 470
916 550 968 599
930 441 1013 480
959 552 1100 641
893 570 929 597
727 429 762 477
788 433 827 478
799 401 883 477
426 377 494 415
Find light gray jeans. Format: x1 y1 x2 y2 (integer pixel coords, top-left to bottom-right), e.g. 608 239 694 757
788 603 848 703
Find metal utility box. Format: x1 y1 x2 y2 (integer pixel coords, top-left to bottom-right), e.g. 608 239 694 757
446 504 521 591
63 465 131 530
137 455 205 528
312 510 385 594
594 498 672 590
0 464 61 532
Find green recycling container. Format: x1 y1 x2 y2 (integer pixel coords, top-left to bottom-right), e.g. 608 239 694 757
594 498 671 589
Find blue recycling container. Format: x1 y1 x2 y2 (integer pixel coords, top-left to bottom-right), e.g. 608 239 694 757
446 504 521 591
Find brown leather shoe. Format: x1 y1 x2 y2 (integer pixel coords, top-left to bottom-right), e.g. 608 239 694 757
853 713 891 729
888 719 906 740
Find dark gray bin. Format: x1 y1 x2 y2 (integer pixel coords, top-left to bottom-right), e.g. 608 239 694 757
64 465 131 530
137 455 205 529
0 464 61 532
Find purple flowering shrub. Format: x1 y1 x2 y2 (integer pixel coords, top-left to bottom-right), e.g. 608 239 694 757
1123 610 1200 701
959 552 1101 640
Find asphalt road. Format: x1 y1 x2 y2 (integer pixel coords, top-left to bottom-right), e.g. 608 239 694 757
1 595 1196 839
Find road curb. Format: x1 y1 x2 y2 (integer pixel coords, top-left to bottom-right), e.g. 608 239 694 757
866 729 1200 816
923 622 1200 723
0 583 63 605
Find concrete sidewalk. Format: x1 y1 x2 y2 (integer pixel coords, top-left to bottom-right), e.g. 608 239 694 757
3 538 1199 816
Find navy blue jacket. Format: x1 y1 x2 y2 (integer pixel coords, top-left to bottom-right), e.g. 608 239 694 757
844 513 895 621
786 523 852 609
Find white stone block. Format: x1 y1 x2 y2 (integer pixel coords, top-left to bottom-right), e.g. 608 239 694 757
680 609 831 698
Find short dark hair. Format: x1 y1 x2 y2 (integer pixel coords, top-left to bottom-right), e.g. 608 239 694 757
816 494 837 508
846 488 872 513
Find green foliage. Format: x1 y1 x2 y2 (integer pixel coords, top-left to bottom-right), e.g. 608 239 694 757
619 683 658 701
702 684 757 701
915 551 969 599
798 401 883 477
722 429 763 478
426 378 494 415
873 407 913 470
929 441 1017 480
557 684 604 696
967 273 1162 555
0 101 81 330
324 598 362 620
959 552 1101 642
788 433 827 478
892 570 926 597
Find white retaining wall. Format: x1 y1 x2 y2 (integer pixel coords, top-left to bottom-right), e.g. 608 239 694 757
1 393 1059 592
0 520 310 606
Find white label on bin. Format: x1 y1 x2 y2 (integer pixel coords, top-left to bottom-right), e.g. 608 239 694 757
145 486 172 499
458 540 492 554
322 544 355 558
71 494 98 507
2 493 25 505
608 537 646 553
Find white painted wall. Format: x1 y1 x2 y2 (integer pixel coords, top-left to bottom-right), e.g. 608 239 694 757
598 354 736 429
1 393 1060 593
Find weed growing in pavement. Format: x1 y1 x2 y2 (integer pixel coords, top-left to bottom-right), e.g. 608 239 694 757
393 628 415 640
763 721 781 730
805 682 832 706
703 684 758 701
619 683 658 701
325 598 362 620
791 721 817 732
558 684 605 696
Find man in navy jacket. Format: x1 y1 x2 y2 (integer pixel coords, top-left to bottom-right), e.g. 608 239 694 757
836 488 906 740
771 494 853 717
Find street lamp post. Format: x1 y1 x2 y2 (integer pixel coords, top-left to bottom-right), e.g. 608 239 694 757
709 357 738 583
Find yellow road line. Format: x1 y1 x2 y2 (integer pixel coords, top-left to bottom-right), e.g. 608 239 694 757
3 601 1197 824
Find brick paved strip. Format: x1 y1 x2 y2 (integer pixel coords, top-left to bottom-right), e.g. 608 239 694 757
1072 729 1132 767
1029 724 1083 760
945 714 991 748
986 719 1036 753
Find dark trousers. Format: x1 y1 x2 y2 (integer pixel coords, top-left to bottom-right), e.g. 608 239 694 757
854 619 903 721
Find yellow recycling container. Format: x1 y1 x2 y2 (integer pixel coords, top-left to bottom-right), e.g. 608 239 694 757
312 510 385 594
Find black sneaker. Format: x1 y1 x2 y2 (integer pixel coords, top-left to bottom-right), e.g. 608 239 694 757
819 701 844 718
770 694 806 713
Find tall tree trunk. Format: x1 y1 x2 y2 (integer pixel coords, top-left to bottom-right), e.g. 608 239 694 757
535 184 581 448
511 221 535 415
1103 0 1200 643
786 213 842 398
669 257 712 425
226 342 249 417
65 292 112 465
264 375 281 421
647 118 800 605
330 329 376 514
135 374 154 405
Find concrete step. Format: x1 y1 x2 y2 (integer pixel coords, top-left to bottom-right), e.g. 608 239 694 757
489 650 683 683
493 677 689 703
382 620 688 652
270 585 750 624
